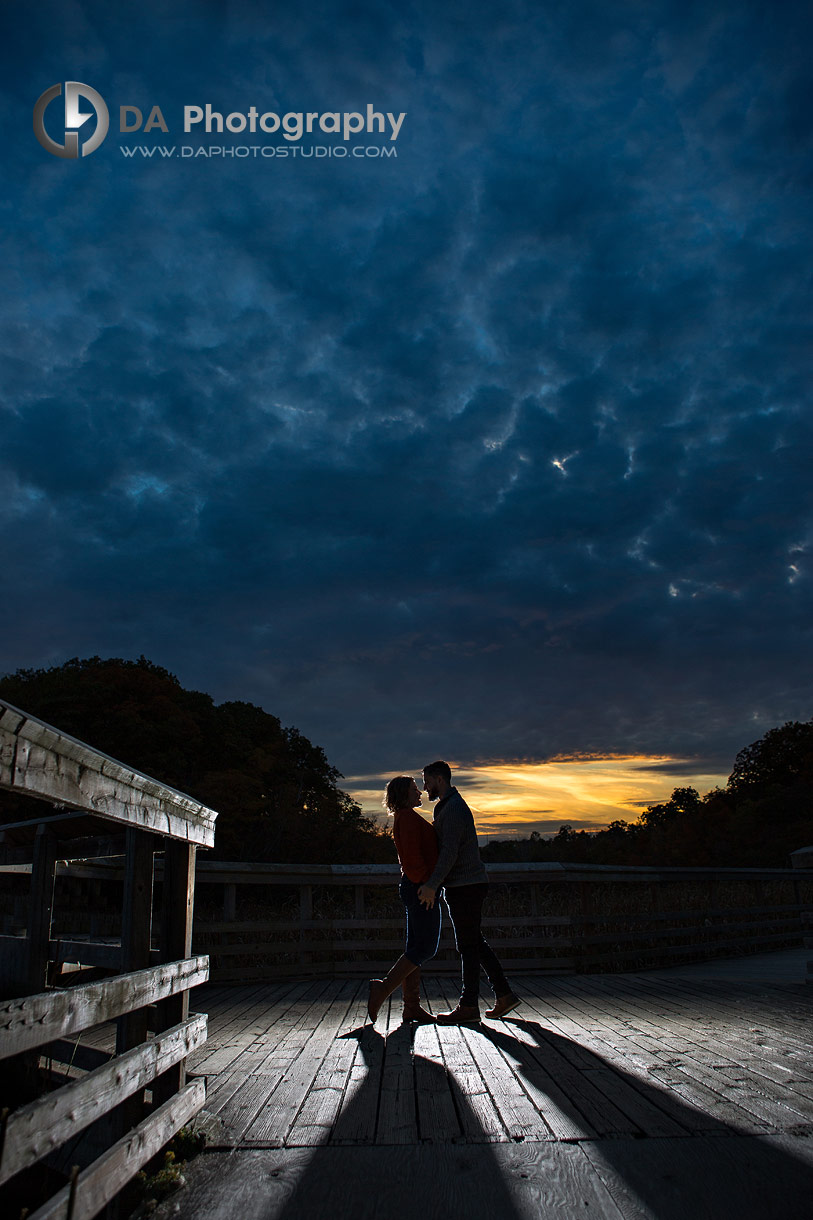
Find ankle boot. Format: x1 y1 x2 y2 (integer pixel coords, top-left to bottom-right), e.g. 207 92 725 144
401 967 436 1024
368 955 417 1022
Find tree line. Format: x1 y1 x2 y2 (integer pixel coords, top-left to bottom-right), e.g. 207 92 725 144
1 657 809 867
481 720 813 869
0 656 393 863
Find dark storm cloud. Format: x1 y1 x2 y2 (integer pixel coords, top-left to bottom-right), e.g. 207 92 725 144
1 0 811 780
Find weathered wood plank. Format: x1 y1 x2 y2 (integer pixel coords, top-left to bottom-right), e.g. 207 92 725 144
375 1020 420 1145
329 1011 387 1146
454 1029 556 1142
1 1014 207 1184
147 969 813 1172
138 1143 631 1220
192 983 282 1047
413 989 464 1144
584 974 813 1112
0 956 209 1058
520 974 812 1136
27 1078 206 1220
211 1074 282 1146
194 914 572 936
189 985 299 1076
285 986 369 1146
242 983 357 1145
0 699 217 847
482 1017 596 1142
198 981 331 1078
581 1132 813 1220
200 984 333 1129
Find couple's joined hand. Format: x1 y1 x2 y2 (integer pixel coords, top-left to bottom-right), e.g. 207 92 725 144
417 884 436 909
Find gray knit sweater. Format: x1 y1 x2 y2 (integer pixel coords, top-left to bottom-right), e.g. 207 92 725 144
426 787 488 890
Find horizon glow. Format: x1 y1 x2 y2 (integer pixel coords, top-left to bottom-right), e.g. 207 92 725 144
347 756 730 839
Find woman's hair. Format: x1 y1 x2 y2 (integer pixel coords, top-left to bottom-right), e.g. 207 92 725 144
383 775 415 812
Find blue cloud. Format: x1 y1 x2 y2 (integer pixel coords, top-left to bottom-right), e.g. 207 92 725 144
1 0 811 777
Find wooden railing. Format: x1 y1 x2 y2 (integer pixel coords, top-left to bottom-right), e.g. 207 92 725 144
187 858 813 980
13 858 808 984
0 698 219 1220
0 960 209 1217
5 856 811 989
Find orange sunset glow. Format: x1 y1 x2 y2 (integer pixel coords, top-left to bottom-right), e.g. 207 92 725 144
348 757 730 840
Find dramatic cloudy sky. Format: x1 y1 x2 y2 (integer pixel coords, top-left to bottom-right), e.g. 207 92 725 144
2 1 811 832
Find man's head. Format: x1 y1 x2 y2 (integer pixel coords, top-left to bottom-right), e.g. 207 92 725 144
422 760 452 802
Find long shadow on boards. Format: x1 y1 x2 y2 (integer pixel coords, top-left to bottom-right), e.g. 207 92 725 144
153 1023 621 1220
269 1023 527 1220
476 1018 813 1220
150 1019 813 1220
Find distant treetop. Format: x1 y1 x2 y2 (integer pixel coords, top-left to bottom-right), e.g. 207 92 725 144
0 655 394 865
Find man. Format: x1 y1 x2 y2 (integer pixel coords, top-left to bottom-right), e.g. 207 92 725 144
417 760 519 1024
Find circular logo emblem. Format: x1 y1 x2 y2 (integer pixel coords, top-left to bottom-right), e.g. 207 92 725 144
33 82 109 158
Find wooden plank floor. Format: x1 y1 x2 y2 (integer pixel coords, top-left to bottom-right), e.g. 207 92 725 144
184 972 813 1151
140 961 813 1220
53 955 784 1218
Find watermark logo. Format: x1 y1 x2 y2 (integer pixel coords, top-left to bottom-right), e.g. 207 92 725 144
33 84 405 166
33 82 109 158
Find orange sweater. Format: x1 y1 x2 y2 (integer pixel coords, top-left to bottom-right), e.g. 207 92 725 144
393 806 439 884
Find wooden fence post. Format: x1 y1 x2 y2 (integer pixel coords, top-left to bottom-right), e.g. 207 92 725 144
117 830 156 1045
115 830 156 1133
153 841 196 1107
28 824 57 994
300 884 313 968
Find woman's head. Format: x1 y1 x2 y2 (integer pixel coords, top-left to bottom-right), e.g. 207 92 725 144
384 774 420 812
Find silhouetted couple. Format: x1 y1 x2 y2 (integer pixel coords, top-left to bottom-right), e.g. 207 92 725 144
367 760 519 1026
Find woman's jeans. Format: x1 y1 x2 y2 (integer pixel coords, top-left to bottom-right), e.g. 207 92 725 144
400 876 441 966
444 882 509 1005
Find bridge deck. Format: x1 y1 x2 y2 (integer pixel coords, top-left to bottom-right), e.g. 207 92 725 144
144 955 812 1219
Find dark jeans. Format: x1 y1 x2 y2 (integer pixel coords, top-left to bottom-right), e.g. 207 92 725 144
444 882 509 1005
400 876 442 966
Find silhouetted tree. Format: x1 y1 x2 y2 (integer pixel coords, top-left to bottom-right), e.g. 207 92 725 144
728 720 813 794
0 657 394 864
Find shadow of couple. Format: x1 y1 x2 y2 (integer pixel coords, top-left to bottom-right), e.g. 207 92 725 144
169 1014 813 1220
267 1014 813 1220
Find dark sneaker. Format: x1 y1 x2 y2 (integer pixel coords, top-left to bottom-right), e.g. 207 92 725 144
484 992 520 1019
436 1004 481 1025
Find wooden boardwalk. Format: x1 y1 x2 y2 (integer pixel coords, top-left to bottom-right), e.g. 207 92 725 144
132 954 813 1220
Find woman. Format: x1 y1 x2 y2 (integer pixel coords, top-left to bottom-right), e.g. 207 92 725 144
367 775 441 1024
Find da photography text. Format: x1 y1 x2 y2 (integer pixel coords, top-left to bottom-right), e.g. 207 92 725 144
33 82 407 160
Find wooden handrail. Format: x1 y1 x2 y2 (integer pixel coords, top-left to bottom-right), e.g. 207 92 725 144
15 857 810 884
0 956 209 1059
0 698 217 847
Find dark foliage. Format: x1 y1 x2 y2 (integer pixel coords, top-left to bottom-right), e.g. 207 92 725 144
0 656 394 864
728 721 813 795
